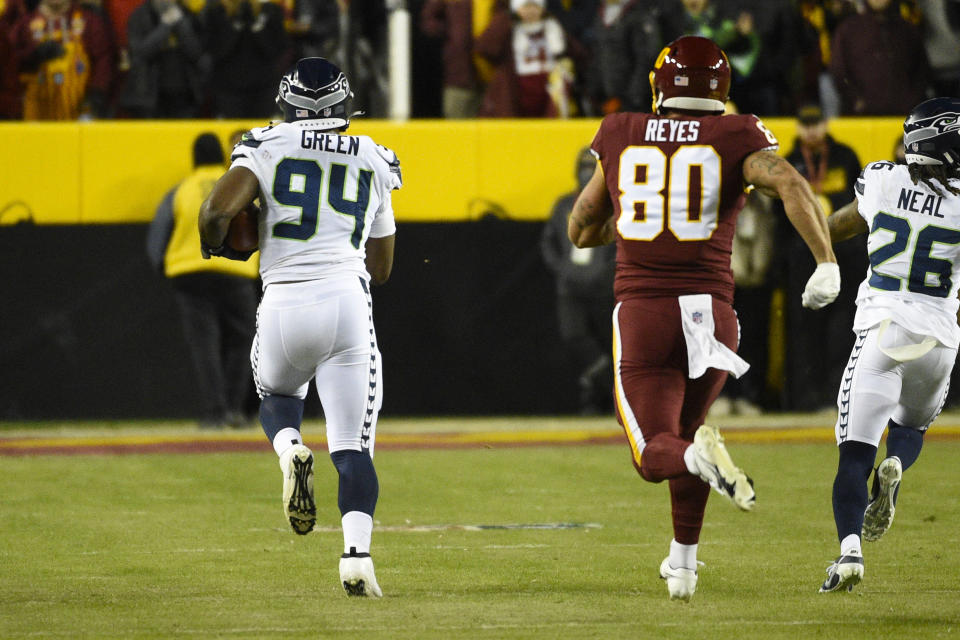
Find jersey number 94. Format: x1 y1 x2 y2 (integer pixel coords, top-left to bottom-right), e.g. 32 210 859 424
272 158 373 249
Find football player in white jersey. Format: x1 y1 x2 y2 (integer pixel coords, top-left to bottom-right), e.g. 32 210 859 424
818 97 960 593
198 57 401 598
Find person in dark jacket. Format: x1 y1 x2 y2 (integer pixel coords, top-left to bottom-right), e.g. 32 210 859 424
146 132 259 429
830 0 930 115
420 0 498 118
541 146 616 413
590 0 664 114
781 104 865 410
120 0 206 117
205 0 286 118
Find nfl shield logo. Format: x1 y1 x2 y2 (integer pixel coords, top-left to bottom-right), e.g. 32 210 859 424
692 311 703 324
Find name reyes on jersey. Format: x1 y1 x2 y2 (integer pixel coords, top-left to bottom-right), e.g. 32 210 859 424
644 119 701 143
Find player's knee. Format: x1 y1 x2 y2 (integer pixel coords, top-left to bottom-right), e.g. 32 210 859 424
887 419 923 443
885 419 924 468
259 394 305 439
836 440 876 481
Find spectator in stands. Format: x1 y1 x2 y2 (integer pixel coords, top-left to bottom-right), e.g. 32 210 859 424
0 4 22 120
590 0 664 114
0 0 26 118
917 0 960 97
540 146 615 414
103 0 146 71
830 0 930 116
781 104 864 410
476 0 583 117
546 0 597 46
0 39 19 119
732 0 802 116
205 0 286 118
12 0 115 119
283 0 339 61
546 0 598 114
119 0 206 117
341 0 388 118
659 0 761 114
146 132 259 430
420 0 499 119
1 0 26 33
796 0 857 117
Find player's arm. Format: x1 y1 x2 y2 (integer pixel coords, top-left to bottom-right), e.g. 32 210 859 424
568 161 615 248
366 234 395 286
827 199 868 243
743 149 840 309
743 150 836 264
198 166 259 252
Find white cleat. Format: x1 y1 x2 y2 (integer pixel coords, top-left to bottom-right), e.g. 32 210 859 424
279 444 316 535
659 557 698 602
819 552 864 593
863 456 902 542
340 549 383 598
693 425 756 511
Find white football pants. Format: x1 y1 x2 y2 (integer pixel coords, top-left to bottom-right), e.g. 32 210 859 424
836 321 955 446
252 276 382 454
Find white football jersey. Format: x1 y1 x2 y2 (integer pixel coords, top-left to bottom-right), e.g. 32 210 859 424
853 160 960 347
230 120 401 287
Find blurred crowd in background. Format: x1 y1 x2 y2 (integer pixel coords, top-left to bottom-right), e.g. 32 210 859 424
0 0 958 121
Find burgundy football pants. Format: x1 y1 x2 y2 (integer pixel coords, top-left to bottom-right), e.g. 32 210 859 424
612 296 738 544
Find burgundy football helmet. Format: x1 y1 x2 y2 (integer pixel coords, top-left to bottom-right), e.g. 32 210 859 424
649 36 731 114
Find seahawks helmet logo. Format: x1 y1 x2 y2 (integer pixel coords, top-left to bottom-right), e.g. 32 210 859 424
929 113 960 134
278 71 350 114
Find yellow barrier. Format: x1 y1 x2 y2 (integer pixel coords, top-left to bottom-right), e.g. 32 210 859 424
0 117 904 225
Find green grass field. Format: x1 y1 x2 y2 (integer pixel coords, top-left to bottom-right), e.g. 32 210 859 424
1 425 959 639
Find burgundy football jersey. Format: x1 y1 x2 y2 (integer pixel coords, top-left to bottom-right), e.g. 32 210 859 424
591 112 778 304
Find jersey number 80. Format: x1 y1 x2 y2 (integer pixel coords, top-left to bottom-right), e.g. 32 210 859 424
616 145 721 241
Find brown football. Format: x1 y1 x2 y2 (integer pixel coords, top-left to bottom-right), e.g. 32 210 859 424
227 203 260 252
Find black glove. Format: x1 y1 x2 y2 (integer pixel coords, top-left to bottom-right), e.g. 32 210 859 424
201 241 255 261
24 41 65 68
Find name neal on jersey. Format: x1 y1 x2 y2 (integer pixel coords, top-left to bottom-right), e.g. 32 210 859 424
898 187 944 218
300 131 360 156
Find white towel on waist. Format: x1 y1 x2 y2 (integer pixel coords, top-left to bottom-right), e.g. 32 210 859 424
679 294 750 380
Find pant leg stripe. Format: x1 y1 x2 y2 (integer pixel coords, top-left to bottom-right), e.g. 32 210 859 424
251 303 264 399
612 302 645 466
837 329 867 442
360 277 377 452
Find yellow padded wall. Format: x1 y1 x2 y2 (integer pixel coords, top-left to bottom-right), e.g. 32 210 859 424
0 117 904 225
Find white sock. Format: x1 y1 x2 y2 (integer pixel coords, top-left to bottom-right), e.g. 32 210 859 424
669 539 698 570
342 511 373 555
273 428 303 457
683 444 700 476
840 534 861 557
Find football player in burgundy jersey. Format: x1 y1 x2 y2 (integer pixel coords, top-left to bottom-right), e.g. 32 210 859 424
568 35 840 601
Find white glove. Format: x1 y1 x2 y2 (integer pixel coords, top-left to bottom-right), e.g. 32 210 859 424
802 262 841 310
